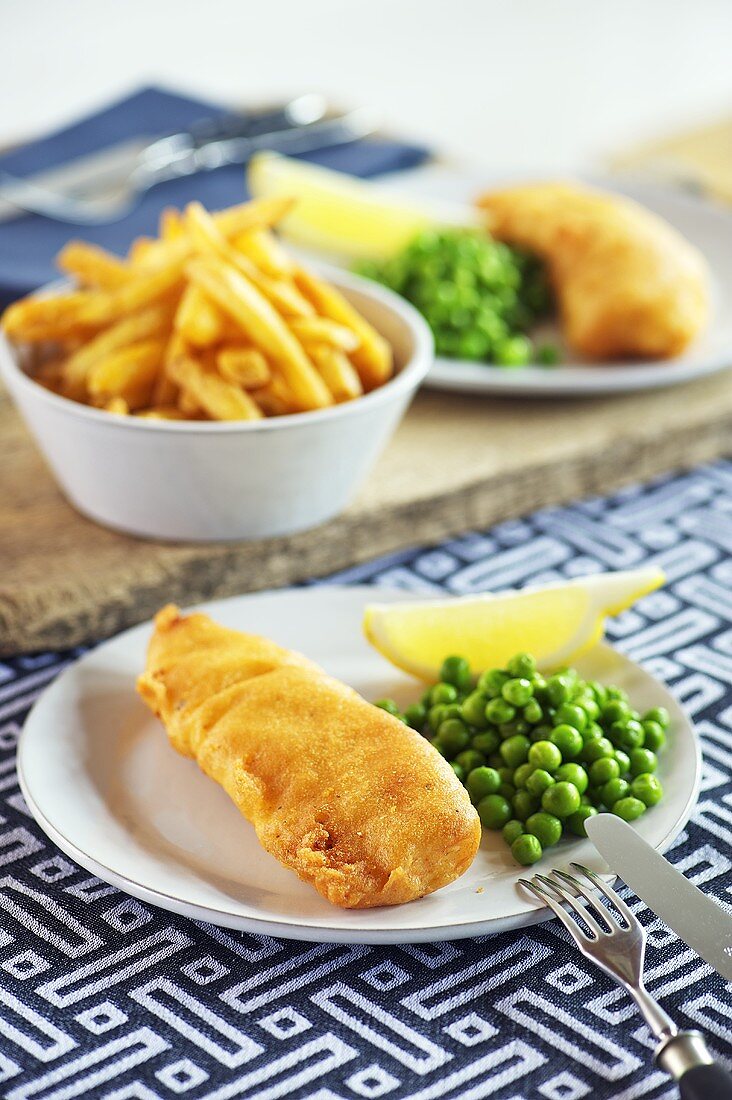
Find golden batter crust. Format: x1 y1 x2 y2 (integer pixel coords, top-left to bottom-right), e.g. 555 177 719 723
478 182 710 360
137 605 481 908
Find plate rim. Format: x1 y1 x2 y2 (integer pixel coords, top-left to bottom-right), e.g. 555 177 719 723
17 584 703 944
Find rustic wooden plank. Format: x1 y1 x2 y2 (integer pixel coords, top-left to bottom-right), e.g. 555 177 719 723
2 368 732 655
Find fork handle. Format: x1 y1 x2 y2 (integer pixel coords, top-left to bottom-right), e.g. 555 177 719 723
656 1032 732 1098
678 1064 732 1099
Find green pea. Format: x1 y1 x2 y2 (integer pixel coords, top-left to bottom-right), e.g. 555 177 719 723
602 777 631 806
437 718 471 756
507 652 537 679
602 699 630 725
511 833 543 865
502 819 525 846
472 730 500 755
589 757 619 786
631 773 663 807
513 762 535 789
642 720 666 752
526 768 555 797
537 343 560 366
451 762 465 781
498 782 516 800
477 793 512 829
523 699 543 725
499 719 531 738
528 740 562 771
610 720 644 751
477 669 509 698
495 334 532 367
629 748 657 776
461 692 490 729
643 706 670 730
605 686 628 702
613 796 646 822
542 781 581 818
555 763 589 794
581 722 604 744
428 704 447 732
442 704 464 721
439 655 473 691
502 678 533 707
375 698 401 717
530 724 552 742
467 766 501 803
554 703 587 732
404 703 427 730
581 736 615 764
550 724 583 760
580 697 600 722
545 675 572 707
498 766 514 785
566 804 598 836
430 738 448 757
485 698 516 725
526 811 562 847
500 735 531 768
455 749 487 774
614 749 631 774
513 790 540 821
588 680 607 705
431 682 458 706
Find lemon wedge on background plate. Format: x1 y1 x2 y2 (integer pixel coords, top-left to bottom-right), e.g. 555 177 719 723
247 152 478 262
363 567 665 681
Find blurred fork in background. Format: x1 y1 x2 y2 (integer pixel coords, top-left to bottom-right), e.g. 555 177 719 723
0 94 376 225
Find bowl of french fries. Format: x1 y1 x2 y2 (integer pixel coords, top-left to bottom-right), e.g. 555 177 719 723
0 198 432 541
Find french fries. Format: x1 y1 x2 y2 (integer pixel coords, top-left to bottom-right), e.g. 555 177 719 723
1 196 394 422
57 242 131 289
217 347 271 389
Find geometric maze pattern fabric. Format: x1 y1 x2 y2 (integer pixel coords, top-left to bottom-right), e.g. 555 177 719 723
1 462 731 1099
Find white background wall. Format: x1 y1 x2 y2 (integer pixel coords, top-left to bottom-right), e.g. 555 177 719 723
2 0 732 170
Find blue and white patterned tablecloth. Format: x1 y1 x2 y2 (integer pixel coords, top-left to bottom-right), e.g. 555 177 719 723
1 463 731 1099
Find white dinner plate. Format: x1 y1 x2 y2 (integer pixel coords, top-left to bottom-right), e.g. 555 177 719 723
19 586 701 944
368 166 732 396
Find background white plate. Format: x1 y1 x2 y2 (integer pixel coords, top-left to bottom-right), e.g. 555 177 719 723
370 167 732 396
19 586 701 943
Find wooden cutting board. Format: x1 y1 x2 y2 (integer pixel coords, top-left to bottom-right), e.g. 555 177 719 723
3 368 732 655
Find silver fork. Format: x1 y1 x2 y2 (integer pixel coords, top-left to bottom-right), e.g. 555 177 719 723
520 863 732 1098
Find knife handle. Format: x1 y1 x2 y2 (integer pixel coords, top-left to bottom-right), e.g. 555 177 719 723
657 1032 732 1098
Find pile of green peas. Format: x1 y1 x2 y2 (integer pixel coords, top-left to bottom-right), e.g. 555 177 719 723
374 651 667 866
354 228 558 367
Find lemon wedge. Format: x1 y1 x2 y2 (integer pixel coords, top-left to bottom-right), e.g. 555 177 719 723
363 567 665 681
247 152 477 261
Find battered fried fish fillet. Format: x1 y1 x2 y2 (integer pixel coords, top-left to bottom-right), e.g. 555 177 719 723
477 182 710 359
137 605 481 909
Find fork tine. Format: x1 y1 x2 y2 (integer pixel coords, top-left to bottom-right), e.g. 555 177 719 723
552 869 618 931
535 873 605 937
518 877 592 942
570 863 637 927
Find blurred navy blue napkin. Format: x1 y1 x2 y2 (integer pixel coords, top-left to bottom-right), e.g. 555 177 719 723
0 86 429 305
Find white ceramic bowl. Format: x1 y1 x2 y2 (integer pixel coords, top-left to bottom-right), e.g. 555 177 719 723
0 270 433 541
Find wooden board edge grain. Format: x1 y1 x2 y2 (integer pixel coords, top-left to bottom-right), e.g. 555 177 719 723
3 408 731 656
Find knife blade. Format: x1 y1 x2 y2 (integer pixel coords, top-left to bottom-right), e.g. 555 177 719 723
586 813 732 980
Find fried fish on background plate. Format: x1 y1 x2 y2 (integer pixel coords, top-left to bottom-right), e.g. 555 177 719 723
477 182 710 360
137 605 481 909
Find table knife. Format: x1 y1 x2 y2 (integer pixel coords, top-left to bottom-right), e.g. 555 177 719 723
0 96 376 225
586 813 732 980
